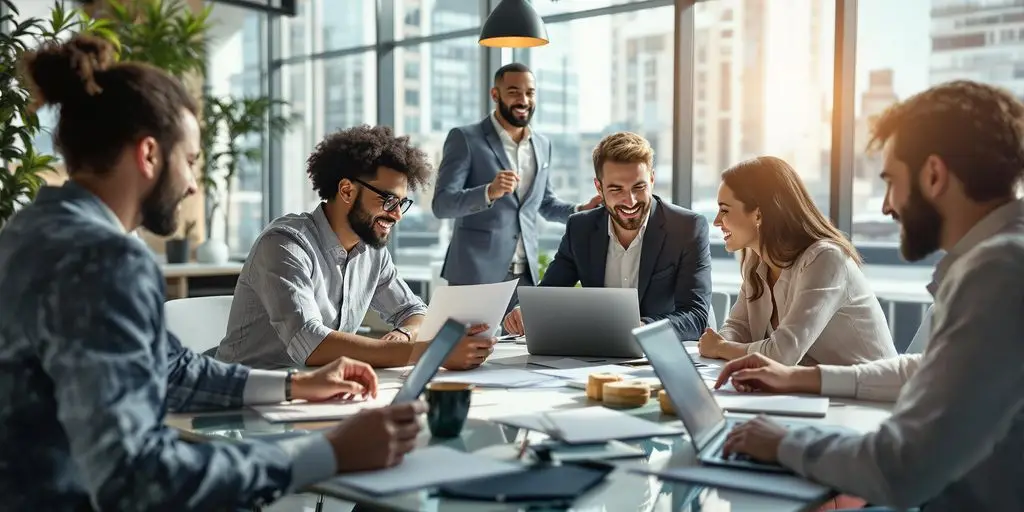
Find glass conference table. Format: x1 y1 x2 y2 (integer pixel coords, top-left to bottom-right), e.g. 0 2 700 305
167 344 892 511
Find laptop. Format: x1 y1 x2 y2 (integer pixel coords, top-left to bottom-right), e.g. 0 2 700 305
392 318 467 403
632 320 797 474
518 287 644 358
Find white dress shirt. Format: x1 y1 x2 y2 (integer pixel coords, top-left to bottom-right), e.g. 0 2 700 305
604 216 648 289
487 112 536 271
779 199 1024 511
719 240 897 366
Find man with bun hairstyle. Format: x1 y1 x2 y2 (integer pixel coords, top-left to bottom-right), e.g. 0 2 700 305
0 35 426 510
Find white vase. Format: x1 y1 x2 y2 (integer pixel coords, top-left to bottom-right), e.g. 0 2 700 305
195 238 230 264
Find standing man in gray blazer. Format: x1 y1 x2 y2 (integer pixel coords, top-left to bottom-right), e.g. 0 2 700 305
432 63 601 301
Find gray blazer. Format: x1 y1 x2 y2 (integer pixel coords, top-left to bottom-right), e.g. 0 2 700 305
431 117 576 285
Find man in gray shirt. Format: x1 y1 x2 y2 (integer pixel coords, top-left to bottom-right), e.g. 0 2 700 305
217 125 496 370
711 80 1024 511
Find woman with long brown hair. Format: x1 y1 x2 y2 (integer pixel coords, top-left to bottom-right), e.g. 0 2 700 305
697 156 897 365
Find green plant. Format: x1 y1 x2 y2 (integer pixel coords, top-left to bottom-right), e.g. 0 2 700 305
537 251 552 280
202 95 294 240
0 0 115 229
102 0 211 78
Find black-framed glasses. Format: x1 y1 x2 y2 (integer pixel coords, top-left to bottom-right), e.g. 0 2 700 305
351 178 414 214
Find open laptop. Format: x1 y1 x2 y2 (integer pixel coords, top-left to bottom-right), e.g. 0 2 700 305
518 287 644 358
632 320 797 474
392 318 466 403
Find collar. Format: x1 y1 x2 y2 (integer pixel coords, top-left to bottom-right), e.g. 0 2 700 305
607 203 653 248
312 203 364 260
490 111 531 144
928 199 1024 295
36 181 127 234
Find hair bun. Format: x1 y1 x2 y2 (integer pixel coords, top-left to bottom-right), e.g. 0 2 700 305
22 34 117 109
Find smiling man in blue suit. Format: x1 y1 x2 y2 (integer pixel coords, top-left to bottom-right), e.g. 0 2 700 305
432 63 601 301
503 132 713 341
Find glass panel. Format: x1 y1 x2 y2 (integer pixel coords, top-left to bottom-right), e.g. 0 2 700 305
393 37 484 266
395 0 481 40
691 0 836 254
319 0 376 51
281 53 378 217
528 0 651 17
513 8 675 259
206 4 268 253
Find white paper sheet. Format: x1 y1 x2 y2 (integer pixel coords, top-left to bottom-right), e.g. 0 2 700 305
251 389 399 423
634 465 831 501
322 445 525 496
713 393 830 418
493 406 686 444
418 280 520 340
432 366 559 388
532 364 640 381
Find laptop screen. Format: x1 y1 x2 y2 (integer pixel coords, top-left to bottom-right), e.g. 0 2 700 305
392 318 465 404
632 320 726 451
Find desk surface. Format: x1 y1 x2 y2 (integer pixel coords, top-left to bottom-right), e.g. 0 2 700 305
169 343 893 511
161 262 244 278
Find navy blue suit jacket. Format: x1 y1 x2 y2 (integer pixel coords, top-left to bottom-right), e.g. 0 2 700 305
539 196 713 341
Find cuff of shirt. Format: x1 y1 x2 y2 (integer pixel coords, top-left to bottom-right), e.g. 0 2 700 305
286 320 335 367
778 429 811 476
276 433 337 493
818 364 859 398
744 339 766 355
483 185 494 207
243 369 288 405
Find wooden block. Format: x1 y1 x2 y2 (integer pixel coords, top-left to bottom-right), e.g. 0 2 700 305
602 381 650 408
586 373 623 400
658 389 675 415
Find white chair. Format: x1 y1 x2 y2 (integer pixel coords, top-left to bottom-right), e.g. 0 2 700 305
164 295 234 354
710 291 732 330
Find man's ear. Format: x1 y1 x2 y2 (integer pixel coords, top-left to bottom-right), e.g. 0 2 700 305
919 154 949 201
135 136 160 180
490 87 499 104
593 178 602 196
337 179 356 204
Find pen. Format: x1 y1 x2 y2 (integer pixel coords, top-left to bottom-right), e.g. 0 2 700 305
517 436 531 460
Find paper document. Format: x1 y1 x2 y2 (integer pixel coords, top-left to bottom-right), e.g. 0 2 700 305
418 280 519 339
323 445 525 496
532 363 641 381
713 393 830 418
251 389 398 423
494 406 686 444
634 465 831 501
432 366 558 388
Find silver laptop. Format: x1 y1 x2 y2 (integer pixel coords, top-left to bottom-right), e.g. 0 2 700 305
632 320 794 473
518 286 644 358
392 318 466 403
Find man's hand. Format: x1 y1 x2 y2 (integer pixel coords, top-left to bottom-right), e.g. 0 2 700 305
578 193 603 211
442 323 496 370
697 327 729 359
291 357 379 402
325 401 427 473
721 415 788 463
487 170 519 201
713 353 822 394
502 307 525 336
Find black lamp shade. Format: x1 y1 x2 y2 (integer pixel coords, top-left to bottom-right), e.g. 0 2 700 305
479 0 549 48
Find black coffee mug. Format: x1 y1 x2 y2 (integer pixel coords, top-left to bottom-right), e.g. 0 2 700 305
425 382 474 438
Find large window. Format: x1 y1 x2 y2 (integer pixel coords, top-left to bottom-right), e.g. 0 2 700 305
395 0 481 39
392 37 483 266
206 3 269 253
691 0 835 257
514 7 676 257
528 0 654 17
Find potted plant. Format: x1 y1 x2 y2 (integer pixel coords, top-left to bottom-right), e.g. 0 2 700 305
165 220 195 264
197 95 294 263
99 0 210 79
0 0 116 229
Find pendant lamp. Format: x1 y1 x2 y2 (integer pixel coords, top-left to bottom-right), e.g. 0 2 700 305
479 0 549 48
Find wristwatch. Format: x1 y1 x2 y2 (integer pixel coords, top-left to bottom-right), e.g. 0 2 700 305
391 327 412 341
284 369 297 401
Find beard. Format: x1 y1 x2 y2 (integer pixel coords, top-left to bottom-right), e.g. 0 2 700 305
497 96 535 128
607 199 651 231
348 195 392 249
895 182 943 262
140 159 187 236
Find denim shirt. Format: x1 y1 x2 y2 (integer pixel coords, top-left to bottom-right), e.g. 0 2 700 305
0 182 330 510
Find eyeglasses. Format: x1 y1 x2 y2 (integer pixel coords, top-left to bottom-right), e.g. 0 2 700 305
351 178 414 214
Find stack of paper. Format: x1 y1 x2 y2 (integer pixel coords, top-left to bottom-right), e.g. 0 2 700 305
418 280 519 339
432 365 560 388
493 406 686 444
321 445 525 496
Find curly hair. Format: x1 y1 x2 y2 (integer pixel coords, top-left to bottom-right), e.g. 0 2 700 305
869 80 1024 201
306 125 432 201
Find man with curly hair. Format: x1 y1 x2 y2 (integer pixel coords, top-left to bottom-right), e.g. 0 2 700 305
217 125 496 370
